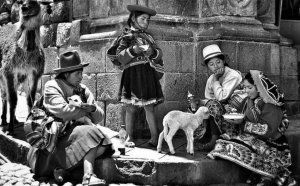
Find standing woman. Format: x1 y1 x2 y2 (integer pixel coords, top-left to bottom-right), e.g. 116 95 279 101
116 5 164 147
196 44 243 150
27 51 115 185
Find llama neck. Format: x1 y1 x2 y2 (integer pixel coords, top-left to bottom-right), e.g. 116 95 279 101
17 28 41 51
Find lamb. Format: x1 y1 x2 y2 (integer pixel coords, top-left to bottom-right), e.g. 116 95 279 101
67 95 94 126
157 106 210 155
0 0 51 135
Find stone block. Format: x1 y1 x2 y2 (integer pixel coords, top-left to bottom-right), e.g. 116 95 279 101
43 47 59 74
40 24 58 48
73 0 89 18
195 73 210 99
269 44 280 75
149 0 198 16
200 0 256 17
105 102 124 131
69 20 81 46
280 46 298 76
56 22 72 47
237 42 273 74
42 1 70 25
164 73 194 101
82 74 97 97
89 0 109 19
159 41 194 73
109 0 136 16
96 73 122 101
79 41 107 74
280 76 300 101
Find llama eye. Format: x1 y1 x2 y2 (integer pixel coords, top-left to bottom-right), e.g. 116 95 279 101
74 99 78 102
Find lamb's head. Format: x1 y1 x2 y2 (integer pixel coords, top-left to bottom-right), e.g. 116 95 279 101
195 106 210 120
68 95 82 108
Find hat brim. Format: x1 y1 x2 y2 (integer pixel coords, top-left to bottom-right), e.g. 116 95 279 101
127 5 156 16
249 70 283 106
53 63 89 74
203 53 224 65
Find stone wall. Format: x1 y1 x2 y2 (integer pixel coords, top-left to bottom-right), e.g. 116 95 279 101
40 0 299 137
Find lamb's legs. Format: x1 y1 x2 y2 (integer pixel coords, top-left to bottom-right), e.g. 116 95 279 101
165 127 178 155
186 128 195 155
157 131 164 152
184 129 190 154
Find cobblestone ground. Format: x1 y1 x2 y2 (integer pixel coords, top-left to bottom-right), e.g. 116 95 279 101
0 161 137 186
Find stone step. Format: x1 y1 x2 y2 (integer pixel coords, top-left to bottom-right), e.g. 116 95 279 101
0 118 299 185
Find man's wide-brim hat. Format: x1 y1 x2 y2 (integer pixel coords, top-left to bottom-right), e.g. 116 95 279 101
127 5 156 16
250 70 284 106
53 50 89 74
202 44 225 65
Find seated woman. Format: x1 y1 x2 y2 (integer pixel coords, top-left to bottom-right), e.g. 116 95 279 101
208 70 296 186
27 51 115 185
195 44 243 151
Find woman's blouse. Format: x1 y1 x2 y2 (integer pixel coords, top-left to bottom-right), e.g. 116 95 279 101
205 66 242 101
43 79 103 123
116 28 163 71
242 97 283 140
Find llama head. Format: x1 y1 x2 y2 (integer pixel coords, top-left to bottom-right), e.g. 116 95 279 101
195 106 210 120
68 95 82 107
18 0 43 29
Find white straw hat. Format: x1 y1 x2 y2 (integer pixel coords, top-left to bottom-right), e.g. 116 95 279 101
202 44 225 65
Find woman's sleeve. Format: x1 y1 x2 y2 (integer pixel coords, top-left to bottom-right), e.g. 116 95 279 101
212 74 242 101
43 81 88 122
116 35 139 65
244 102 283 138
85 87 104 124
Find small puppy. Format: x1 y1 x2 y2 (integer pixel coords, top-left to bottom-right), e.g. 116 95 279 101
157 106 210 155
68 95 93 125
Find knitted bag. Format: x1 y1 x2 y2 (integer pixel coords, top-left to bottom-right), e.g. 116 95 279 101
24 96 63 152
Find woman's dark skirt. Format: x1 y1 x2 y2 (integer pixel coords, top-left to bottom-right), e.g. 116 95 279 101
118 63 164 106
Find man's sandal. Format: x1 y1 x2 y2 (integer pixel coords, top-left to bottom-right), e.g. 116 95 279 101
82 173 106 186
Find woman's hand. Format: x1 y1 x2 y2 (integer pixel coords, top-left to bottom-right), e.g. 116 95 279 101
144 46 153 57
80 103 96 113
213 67 225 81
132 45 143 54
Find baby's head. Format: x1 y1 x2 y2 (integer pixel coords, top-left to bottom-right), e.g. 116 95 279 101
68 95 82 107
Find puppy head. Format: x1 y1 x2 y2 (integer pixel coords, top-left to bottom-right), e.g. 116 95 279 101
196 106 210 119
68 95 82 107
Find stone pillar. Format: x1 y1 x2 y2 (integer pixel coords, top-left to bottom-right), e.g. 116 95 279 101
61 0 299 134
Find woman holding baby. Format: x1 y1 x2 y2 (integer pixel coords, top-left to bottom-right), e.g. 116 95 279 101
27 50 114 185
208 70 296 186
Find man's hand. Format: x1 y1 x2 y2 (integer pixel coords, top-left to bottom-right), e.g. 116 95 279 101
80 103 96 113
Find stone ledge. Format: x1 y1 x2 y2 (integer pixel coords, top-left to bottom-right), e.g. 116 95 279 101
1 120 299 185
